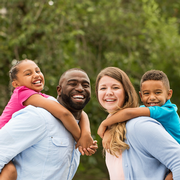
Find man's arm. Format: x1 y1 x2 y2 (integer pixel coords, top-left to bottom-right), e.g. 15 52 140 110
0 106 46 172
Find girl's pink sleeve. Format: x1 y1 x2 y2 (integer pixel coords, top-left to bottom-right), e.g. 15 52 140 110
17 86 38 107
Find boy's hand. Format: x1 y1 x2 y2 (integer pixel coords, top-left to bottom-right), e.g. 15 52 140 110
78 140 98 156
97 121 108 138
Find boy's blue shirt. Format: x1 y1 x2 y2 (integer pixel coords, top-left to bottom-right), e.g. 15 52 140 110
140 99 180 143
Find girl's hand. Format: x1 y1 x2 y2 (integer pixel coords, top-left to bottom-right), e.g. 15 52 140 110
97 121 108 138
75 133 93 154
78 140 98 156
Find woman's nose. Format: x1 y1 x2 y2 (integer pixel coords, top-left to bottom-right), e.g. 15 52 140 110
106 88 113 96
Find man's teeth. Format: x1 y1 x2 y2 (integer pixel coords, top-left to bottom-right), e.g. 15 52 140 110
73 95 84 99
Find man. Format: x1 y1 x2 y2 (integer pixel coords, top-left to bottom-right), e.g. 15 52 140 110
0 68 97 180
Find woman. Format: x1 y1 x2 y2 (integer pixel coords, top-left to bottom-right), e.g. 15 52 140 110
96 67 180 180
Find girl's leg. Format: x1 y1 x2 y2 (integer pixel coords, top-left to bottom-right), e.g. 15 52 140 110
165 171 173 180
0 161 17 180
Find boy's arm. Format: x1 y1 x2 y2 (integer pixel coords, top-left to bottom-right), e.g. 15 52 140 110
24 94 81 142
98 107 150 138
76 111 93 155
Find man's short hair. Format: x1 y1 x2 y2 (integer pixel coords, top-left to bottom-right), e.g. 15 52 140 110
58 68 87 85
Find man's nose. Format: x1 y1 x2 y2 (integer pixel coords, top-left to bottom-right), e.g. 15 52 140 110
76 84 84 92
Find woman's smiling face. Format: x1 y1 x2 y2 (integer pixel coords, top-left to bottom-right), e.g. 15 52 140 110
98 76 125 113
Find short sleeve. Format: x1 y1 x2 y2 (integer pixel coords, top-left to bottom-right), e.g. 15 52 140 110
17 86 40 106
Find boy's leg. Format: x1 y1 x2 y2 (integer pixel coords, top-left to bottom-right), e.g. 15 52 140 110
0 161 17 180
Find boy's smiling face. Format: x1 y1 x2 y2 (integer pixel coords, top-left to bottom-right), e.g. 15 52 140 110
139 80 172 107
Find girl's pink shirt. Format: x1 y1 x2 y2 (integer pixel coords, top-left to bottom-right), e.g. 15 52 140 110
0 86 49 129
106 151 125 180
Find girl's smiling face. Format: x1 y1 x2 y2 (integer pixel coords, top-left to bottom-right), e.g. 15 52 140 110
98 76 125 113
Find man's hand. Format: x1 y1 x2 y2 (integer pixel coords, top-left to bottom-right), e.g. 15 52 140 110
78 140 98 156
75 133 93 150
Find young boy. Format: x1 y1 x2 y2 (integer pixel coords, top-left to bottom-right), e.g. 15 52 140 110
97 69 180 180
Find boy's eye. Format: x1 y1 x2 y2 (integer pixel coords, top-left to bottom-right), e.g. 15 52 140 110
143 92 149 95
26 73 31 76
156 92 161 94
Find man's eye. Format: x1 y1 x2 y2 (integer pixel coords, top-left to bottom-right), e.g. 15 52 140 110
83 84 89 88
69 83 77 86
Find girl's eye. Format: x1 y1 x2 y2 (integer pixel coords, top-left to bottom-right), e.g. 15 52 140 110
26 73 31 76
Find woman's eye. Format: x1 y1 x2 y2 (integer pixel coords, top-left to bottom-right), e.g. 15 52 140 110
113 86 119 89
100 87 106 90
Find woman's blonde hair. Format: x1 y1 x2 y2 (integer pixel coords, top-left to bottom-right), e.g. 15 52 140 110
96 67 139 157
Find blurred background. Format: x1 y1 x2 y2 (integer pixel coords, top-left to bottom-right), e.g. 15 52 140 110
1 0 180 179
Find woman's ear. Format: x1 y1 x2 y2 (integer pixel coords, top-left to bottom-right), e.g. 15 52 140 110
57 85 62 97
167 89 173 100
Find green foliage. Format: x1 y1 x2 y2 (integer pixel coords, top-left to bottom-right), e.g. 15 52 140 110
1 0 180 179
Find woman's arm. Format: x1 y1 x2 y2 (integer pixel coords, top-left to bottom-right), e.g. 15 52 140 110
24 94 81 142
98 107 150 138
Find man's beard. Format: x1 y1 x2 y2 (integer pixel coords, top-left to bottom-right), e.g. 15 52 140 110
61 91 90 110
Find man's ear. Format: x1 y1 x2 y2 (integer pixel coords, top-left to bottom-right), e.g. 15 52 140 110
167 89 173 100
12 80 19 88
57 85 62 96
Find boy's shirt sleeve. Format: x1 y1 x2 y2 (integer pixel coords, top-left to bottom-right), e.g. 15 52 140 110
140 100 177 124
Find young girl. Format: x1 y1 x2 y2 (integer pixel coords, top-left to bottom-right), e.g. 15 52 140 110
96 67 177 180
0 59 93 180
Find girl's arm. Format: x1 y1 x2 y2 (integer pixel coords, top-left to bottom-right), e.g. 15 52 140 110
24 94 81 142
76 111 93 155
98 107 150 138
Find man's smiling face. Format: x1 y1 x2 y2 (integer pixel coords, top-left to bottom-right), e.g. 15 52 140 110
57 70 91 111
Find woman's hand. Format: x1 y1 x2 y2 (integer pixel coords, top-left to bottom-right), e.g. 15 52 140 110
102 129 111 150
